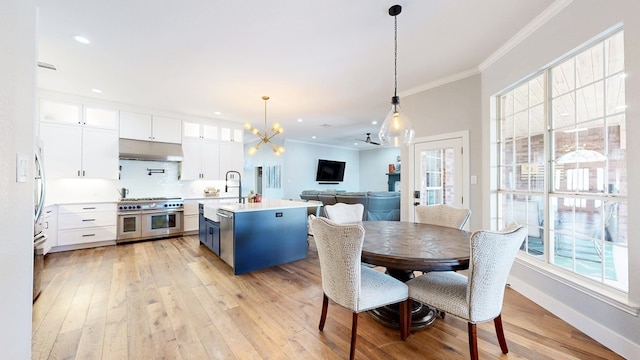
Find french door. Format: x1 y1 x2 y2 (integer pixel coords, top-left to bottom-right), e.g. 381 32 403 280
412 136 466 221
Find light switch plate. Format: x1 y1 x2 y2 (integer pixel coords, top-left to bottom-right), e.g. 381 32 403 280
470 175 478 185
16 154 29 183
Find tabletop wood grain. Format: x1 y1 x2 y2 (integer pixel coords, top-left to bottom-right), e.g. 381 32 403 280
361 221 471 272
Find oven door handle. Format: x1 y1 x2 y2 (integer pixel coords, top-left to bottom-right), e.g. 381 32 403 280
34 233 47 248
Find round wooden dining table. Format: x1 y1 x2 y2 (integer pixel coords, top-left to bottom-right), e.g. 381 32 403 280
361 221 471 330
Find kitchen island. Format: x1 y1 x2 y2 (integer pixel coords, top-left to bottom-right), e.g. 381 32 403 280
203 199 318 275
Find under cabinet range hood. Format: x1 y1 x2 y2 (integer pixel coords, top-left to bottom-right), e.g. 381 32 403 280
119 139 183 161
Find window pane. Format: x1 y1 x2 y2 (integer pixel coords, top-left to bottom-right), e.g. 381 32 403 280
607 114 626 195
530 75 545 106
515 137 529 190
576 81 604 122
552 92 575 128
530 104 544 135
513 83 529 113
605 31 624 76
606 73 626 115
501 93 514 117
576 42 604 87
503 194 544 257
552 58 575 97
501 115 514 142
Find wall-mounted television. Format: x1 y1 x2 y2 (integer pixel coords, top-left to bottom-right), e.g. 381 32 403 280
315 159 346 182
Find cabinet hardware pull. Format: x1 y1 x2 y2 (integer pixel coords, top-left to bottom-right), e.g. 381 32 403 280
77 170 81 176
82 218 96 222
82 170 85 176
82 234 96 237
82 207 96 210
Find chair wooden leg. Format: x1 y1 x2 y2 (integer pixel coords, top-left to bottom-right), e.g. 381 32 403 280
350 312 358 360
319 293 329 331
399 299 408 340
494 314 509 354
468 322 479 360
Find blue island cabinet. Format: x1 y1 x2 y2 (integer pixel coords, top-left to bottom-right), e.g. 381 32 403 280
231 207 307 275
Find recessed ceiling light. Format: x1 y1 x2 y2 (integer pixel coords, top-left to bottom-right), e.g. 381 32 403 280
73 36 90 44
214 111 222 115
297 118 303 122
371 121 378 125
354 142 358 146
91 88 102 93
312 136 316 139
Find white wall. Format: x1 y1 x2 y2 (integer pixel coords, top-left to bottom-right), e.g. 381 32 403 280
358 147 401 192
481 0 640 357
277 140 360 199
0 1 35 358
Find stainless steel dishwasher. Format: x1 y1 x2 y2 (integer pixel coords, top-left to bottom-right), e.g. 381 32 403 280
217 209 234 267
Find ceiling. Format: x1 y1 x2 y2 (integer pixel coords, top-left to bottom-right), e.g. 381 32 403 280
36 0 556 149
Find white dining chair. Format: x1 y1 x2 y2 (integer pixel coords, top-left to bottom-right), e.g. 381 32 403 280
309 216 409 360
404 223 527 360
324 202 365 223
415 204 471 229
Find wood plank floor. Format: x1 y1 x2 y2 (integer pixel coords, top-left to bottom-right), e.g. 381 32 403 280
32 235 623 359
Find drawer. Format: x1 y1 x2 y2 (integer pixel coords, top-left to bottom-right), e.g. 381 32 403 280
59 203 117 214
57 226 117 246
58 211 116 229
183 200 199 215
184 214 198 231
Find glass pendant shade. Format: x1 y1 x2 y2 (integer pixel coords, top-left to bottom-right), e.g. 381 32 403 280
379 100 414 146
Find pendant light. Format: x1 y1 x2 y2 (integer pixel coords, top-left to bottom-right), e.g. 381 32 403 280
245 96 285 156
378 4 415 147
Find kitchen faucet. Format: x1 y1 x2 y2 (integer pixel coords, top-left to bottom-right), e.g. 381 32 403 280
225 170 243 203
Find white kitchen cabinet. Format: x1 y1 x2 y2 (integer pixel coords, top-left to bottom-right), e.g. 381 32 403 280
120 111 182 144
40 122 119 179
56 203 117 247
183 120 218 140
39 99 118 130
39 99 81 125
41 205 57 254
183 200 199 232
219 127 244 142
219 141 244 176
181 138 220 180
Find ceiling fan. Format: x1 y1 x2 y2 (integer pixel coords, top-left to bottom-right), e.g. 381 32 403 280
358 133 381 145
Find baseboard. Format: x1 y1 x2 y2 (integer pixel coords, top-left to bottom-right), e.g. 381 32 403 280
508 275 639 359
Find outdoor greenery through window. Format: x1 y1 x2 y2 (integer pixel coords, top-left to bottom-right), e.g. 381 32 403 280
492 30 628 292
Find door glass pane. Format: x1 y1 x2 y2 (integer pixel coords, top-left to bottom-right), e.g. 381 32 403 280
151 214 169 229
123 217 137 233
418 146 457 206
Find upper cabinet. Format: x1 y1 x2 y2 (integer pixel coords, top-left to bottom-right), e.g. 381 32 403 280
220 127 244 142
183 120 219 141
120 111 182 144
39 99 119 179
40 100 118 130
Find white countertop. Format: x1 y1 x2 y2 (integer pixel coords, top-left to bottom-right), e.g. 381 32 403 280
215 199 320 213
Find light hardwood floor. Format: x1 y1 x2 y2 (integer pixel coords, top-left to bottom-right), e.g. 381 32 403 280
32 235 622 359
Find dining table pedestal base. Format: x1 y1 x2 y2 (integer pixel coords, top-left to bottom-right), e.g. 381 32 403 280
368 268 438 330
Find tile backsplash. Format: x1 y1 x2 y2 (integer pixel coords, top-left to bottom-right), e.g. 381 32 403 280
119 160 182 198
45 160 236 205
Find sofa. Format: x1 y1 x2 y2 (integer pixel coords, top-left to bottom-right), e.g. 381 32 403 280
300 190 400 221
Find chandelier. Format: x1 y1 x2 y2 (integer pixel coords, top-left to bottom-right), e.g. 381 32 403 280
244 96 285 156
378 4 415 147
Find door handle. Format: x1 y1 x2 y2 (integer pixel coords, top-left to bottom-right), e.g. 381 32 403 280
413 202 420 206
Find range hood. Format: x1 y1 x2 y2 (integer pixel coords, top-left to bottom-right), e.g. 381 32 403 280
119 139 183 161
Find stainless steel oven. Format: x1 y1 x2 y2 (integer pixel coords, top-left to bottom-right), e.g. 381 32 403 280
117 197 184 243
142 210 183 238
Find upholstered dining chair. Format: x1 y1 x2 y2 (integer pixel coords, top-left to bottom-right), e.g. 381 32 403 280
415 204 471 229
404 223 527 360
309 216 409 360
324 203 365 224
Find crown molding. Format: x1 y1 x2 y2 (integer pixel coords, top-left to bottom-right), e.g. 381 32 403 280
479 0 574 72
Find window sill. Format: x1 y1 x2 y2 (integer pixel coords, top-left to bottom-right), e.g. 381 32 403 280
514 254 639 316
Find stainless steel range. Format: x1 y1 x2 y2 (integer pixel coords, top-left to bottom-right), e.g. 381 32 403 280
117 197 184 243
